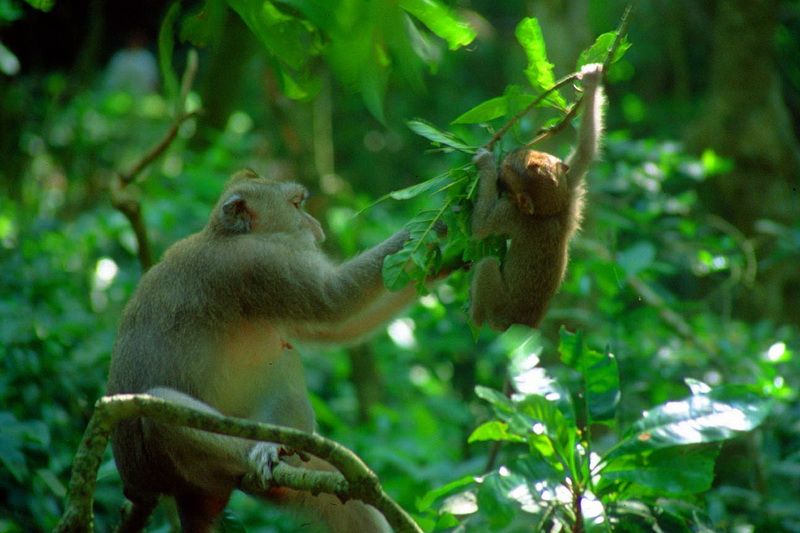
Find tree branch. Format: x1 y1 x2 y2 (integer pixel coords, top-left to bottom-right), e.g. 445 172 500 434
54 394 423 533
484 0 638 152
110 49 200 272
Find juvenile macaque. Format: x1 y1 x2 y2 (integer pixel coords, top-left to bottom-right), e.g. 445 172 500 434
107 170 423 532
470 63 605 331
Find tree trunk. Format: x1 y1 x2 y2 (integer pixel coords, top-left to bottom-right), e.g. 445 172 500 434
687 0 800 323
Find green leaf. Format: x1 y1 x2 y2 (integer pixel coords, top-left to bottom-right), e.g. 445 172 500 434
416 475 475 511
584 345 620 424
474 385 515 413
227 0 311 69
399 0 476 50
382 208 447 290
158 3 181 105
517 394 578 465
406 118 472 151
468 421 526 444
557 328 619 424
23 0 54 11
609 384 773 459
181 0 229 48
451 95 509 124
476 470 521 529
558 327 585 369
388 174 449 201
602 446 719 494
515 18 554 91
578 31 631 67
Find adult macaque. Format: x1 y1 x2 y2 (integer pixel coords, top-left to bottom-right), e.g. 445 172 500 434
470 63 605 331
107 170 424 532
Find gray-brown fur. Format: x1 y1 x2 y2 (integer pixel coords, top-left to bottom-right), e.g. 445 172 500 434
107 171 415 532
469 64 605 331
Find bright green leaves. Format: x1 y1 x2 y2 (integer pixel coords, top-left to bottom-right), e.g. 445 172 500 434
516 17 565 109
399 0 476 50
382 208 448 292
609 382 772 458
578 30 631 69
210 0 476 117
405 119 472 152
452 17 568 126
426 328 774 531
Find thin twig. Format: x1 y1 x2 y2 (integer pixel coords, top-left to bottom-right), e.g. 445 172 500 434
486 0 638 153
111 49 201 271
484 73 579 151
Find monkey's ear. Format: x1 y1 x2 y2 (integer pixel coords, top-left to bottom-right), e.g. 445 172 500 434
221 193 253 234
516 193 535 215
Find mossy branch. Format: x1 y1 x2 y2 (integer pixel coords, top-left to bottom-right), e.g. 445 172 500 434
54 393 423 533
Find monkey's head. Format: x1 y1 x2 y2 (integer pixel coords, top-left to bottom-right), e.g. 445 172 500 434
207 169 325 243
500 149 569 216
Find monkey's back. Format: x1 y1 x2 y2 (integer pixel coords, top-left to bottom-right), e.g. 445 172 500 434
500 212 572 329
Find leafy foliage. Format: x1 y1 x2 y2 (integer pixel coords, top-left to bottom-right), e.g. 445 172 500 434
184 0 475 118
1 2 799 533
429 329 772 531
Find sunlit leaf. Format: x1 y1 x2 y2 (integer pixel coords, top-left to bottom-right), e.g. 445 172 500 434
417 475 475 511
399 0 476 50
609 384 773 459
515 18 554 92
468 421 526 443
406 118 472 151
475 385 515 412
578 31 631 67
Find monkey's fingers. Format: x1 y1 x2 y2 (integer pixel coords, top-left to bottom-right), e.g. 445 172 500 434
243 442 283 492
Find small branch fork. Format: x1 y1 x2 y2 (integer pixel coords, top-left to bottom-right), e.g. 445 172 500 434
54 394 423 533
110 50 201 272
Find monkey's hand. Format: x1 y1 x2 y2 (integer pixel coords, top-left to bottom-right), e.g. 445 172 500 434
578 63 603 89
242 442 283 492
473 148 496 171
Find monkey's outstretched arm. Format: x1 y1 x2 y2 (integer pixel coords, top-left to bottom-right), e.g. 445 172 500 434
229 229 410 330
565 64 605 189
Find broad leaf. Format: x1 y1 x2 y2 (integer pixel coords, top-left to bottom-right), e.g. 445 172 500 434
468 421 526 444
406 118 472 151
558 328 620 424
399 0 476 50
578 31 631 67
601 446 719 495
608 384 772 459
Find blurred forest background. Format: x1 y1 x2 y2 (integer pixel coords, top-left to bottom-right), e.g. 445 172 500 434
1 0 799 531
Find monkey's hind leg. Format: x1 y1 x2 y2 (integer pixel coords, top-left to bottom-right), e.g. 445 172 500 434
115 492 159 533
470 257 514 331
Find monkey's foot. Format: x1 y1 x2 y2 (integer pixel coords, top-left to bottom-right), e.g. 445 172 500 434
243 442 283 492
